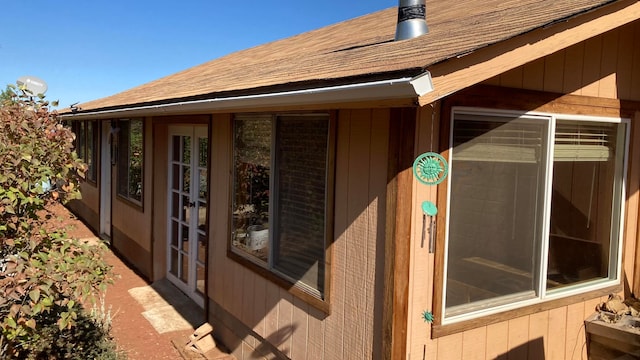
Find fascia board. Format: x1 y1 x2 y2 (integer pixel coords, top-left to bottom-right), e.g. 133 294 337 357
61 73 434 120
419 0 640 105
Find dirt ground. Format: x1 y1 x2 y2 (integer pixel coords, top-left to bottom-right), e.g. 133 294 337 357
48 202 187 360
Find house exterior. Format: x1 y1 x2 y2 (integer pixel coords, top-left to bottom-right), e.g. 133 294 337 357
62 0 640 358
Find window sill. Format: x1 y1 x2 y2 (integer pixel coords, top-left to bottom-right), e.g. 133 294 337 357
431 284 620 338
227 249 331 315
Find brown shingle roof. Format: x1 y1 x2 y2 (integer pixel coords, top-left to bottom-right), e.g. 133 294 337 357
75 0 619 112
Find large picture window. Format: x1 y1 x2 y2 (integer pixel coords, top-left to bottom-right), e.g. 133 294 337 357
444 108 627 322
72 120 98 184
231 114 332 299
117 118 144 205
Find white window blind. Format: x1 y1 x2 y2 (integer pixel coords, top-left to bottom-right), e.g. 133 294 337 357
554 121 614 162
452 114 615 163
452 113 545 163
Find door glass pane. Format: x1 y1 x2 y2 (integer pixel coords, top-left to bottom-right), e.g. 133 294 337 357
199 138 208 167
172 165 180 191
446 114 548 317
181 254 189 282
198 232 206 263
183 166 191 193
171 192 179 219
196 264 205 295
182 195 189 222
181 224 189 252
547 120 623 289
183 136 191 164
170 249 178 277
172 136 181 161
199 169 207 200
171 221 178 247
198 202 206 229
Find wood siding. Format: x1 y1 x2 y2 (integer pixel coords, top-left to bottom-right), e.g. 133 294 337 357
485 20 640 102
422 4 640 106
208 110 390 360
67 182 100 233
151 123 169 282
407 21 640 360
110 117 153 278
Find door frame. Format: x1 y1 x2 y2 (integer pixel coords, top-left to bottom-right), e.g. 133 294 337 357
166 125 208 307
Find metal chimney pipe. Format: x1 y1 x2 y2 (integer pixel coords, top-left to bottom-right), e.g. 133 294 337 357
395 0 428 41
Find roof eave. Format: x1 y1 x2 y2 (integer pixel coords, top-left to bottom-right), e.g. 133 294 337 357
61 72 433 120
420 0 640 105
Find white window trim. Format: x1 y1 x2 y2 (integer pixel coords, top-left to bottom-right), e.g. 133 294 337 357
441 107 629 325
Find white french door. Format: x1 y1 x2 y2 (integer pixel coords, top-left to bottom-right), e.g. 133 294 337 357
167 126 208 307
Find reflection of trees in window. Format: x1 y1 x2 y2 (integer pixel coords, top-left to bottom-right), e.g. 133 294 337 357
76 122 85 161
117 119 144 204
86 121 98 183
231 114 331 298
232 117 272 262
71 120 98 184
198 138 208 199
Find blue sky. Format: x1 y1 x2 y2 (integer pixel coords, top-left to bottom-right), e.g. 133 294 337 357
0 1 394 108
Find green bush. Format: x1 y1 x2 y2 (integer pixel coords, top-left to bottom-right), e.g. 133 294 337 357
8 302 126 360
0 86 115 358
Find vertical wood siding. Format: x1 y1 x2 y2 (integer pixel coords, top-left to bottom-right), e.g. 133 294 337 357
68 182 100 231
208 110 389 360
78 182 100 215
111 117 153 275
409 21 640 360
112 118 153 244
490 21 640 102
151 123 169 281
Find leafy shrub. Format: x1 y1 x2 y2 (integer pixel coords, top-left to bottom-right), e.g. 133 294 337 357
0 86 114 358
11 302 126 360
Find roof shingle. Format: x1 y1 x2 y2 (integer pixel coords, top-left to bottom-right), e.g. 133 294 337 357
75 0 618 112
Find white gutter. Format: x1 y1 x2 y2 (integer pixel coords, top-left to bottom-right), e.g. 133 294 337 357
61 71 434 120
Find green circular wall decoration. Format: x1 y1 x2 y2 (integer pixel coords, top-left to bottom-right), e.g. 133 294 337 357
413 152 448 185
422 201 438 216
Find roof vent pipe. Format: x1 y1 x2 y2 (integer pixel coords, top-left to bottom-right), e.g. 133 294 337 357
395 0 428 41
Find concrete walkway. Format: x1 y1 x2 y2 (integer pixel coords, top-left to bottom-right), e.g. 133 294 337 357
96 239 199 359
82 236 234 360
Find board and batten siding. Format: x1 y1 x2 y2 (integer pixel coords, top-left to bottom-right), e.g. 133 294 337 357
110 117 154 279
208 110 389 359
486 20 640 102
68 181 100 233
407 20 640 360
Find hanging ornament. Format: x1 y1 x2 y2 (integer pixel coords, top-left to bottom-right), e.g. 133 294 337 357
413 152 448 185
422 310 434 323
421 201 438 216
421 201 438 253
